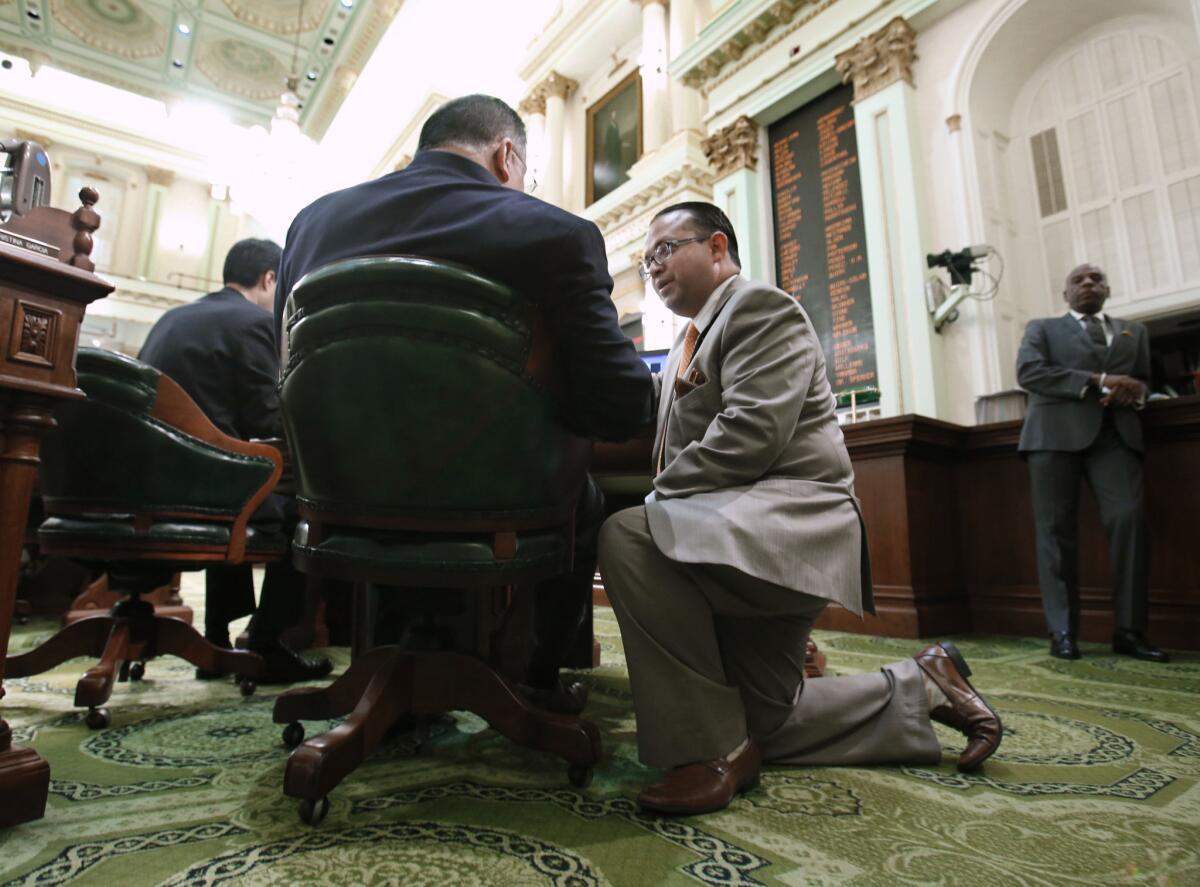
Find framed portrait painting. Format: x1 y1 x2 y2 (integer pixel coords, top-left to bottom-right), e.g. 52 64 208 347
586 70 642 206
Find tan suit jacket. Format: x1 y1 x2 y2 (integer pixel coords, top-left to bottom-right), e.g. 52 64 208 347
646 275 872 615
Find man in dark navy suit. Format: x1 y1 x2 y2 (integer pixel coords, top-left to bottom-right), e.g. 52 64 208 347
1017 262 1167 663
140 239 332 682
275 95 653 709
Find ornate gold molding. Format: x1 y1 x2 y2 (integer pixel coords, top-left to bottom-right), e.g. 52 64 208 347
835 17 917 103
679 0 811 91
593 163 714 242
519 92 547 117
702 116 758 179
539 71 578 102
145 167 176 188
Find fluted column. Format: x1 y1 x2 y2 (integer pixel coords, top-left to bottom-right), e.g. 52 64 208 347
836 16 943 418
136 166 174 280
538 72 576 206
668 0 702 134
518 90 548 197
639 0 671 152
702 115 762 280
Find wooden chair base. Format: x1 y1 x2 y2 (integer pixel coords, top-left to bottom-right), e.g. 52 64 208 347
6 600 264 727
273 646 602 824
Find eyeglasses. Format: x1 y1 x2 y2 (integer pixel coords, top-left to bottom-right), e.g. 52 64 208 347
510 145 538 195
638 236 709 281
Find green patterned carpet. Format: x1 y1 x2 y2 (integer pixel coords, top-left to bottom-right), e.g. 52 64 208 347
2 577 1197 886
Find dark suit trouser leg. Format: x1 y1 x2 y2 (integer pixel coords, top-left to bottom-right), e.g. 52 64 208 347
598 506 939 769
1083 428 1149 633
246 494 305 642
204 565 255 641
526 475 605 688
1028 450 1084 636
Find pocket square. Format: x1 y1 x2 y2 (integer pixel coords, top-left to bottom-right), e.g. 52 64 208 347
1120 329 1134 337
673 368 707 398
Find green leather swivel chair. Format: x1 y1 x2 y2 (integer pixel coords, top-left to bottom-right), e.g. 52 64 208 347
271 256 601 825
5 348 277 726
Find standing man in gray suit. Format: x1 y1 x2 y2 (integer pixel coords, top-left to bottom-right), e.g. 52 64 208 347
597 202 1002 816
1016 262 1167 663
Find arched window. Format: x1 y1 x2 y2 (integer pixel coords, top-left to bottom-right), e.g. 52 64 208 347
1021 24 1200 308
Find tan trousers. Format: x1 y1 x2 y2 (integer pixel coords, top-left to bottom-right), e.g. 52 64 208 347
597 506 942 769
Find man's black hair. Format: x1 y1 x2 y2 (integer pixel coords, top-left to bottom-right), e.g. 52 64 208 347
417 94 526 154
223 238 282 288
652 201 741 268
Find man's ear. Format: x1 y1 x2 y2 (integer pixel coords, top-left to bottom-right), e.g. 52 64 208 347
710 231 729 262
260 268 277 291
490 140 513 186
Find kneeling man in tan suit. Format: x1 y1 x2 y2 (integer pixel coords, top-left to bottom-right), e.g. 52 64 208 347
598 202 1003 815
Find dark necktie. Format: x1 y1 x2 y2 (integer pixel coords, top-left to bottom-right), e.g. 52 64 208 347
1084 314 1107 348
656 322 699 475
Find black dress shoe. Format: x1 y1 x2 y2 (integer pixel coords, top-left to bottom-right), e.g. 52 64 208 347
1112 630 1170 663
519 678 588 715
248 638 334 684
1049 631 1081 660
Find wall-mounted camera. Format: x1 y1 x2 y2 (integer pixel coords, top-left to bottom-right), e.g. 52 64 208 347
924 244 1003 333
1 139 52 223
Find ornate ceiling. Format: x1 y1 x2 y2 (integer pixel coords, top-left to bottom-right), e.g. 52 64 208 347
0 0 404 138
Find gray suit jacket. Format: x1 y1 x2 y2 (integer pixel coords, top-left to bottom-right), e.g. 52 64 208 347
645 275 872 616
1016 313 1149 453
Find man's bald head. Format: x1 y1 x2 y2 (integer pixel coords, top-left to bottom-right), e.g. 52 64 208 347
1063 263 1109 315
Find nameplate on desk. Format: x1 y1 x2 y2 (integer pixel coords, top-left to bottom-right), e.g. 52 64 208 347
0 229 60 259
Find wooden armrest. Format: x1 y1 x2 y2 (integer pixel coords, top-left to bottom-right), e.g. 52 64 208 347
151 374 283 563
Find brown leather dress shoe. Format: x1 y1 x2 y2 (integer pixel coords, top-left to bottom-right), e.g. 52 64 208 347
913 642 1003 773
637 739 762 815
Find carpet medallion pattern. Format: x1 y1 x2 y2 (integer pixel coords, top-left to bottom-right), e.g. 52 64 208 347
1 583 1196 886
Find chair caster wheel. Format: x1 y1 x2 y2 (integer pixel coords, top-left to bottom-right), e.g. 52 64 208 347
298 796 329 826
567 765 593 788
129 662 145 681
238 678 256 697
85 708 110 730
282 721 305 749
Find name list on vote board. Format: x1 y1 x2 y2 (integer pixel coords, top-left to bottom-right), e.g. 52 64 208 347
769 83 877 394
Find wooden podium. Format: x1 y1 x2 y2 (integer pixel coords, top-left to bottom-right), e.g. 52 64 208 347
0 188 113 828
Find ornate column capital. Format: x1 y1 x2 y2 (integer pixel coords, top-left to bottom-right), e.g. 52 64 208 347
539 71 578 101
835 16 917 103
702 116 758 179
518 90 547 117
144 166 176 187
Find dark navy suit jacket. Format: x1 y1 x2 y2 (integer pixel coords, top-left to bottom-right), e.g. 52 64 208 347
139 287 284 528
140 287 280 441
274 150 652 441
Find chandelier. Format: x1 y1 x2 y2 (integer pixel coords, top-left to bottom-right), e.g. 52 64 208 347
221 3 321 240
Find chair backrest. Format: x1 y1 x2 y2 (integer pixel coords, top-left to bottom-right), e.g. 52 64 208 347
38 347 282 561
281 256 590 533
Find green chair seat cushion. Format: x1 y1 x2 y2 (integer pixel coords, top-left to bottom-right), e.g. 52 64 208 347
292 525 567 578
39 516 288 554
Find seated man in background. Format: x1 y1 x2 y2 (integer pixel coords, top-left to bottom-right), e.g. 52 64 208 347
275 94 653 709
598 203 1003 815
139 238 332 683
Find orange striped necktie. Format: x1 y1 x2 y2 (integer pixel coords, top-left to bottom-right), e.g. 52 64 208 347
656 322 699 475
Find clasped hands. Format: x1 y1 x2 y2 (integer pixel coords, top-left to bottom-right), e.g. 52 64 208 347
1092 372 1145 408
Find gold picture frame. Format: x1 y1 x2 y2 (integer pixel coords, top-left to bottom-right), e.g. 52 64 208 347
586 70 643 206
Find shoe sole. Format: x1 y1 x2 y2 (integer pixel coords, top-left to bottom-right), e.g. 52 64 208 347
937 641 1003 772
